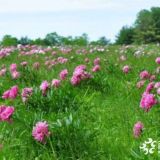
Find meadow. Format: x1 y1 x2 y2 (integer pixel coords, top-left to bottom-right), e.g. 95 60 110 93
0 44 160 160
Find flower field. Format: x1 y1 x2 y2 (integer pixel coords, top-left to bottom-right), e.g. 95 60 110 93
0 44 160 159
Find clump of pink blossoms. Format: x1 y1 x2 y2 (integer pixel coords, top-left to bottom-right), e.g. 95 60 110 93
51 79 61 88
122 65 130 74
139 70 150 79
145 82 154 93
0 105 15 122
133 121 144 138
140 92 157 112
2 85 19 99
9 64 17 72
32 121 50 143
92 65 101 72
136 80 145 89
59 69 68 80
94 57 100 65
11 71 20 79
9 63 20 79
71 65 92 86
21 88 33 102
0 68 6 77
155 57 160 64
40 81 50 96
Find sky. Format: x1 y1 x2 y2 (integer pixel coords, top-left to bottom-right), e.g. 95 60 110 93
0 0 160 42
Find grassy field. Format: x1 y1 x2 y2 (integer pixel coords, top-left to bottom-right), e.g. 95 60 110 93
0 44 160 160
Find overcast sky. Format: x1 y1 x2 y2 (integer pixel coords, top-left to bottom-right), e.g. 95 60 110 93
0 0 160 41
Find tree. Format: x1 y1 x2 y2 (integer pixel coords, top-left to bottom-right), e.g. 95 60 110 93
73 33 89 46
44 32 62 45
116 26 135 45
1 35 18 46
97 37 110 45
19 36 31 45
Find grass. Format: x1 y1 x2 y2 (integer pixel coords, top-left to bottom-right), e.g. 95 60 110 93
0 44 160 159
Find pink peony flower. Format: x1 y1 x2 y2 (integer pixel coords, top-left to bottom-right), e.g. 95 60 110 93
150 75 156 81
11 71 20 79
140 92 157 112
59 69 68 80
9 86 19 99
32 121 50 143
122 65 130 74
40 81 49 96
51 79 61 88
92 65 101 72
21 88 33 102
0 105 15 122
155 82 160 88
71 75 81 86
139 70 150 79
155 57 160 64
10 63 17 72
94 57 100 65
2 85 19 99
133 121 144 138
157 88 160 95
136 80 145 89
71 65 92 86
145 82 154 93
20 61 28 67
0 68 6 77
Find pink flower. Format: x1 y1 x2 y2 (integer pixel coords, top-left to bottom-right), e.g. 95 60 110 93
59 69 68 80
136 80 145 89
10 64 17 72
71 65 91 86
122 65 130 74
140 92 157 112
150 75 156 81
21 61 28 67
21 88 33 102
145 82 154 93
11 71 20 79
0 105 15 122
155 57 160 64
139 70 150 79
155 82 160 88
51 79 61 88
133 121 144 138
32 121 50 143
157 88 160 95
9 86 19 99
2 90 10 99
0 68 6 77
40 81 49 96
94 58 100 65
92 65 101 72
71 76 81 86
2 86 19 99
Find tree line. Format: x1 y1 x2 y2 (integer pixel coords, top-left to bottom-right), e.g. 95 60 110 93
116 7 160 44
0 33 110 46
1 6 160 46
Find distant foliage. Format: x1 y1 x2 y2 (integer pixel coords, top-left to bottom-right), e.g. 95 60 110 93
117 7 160 44
0 33 110 46
1 35 18 46
116 26 135 45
